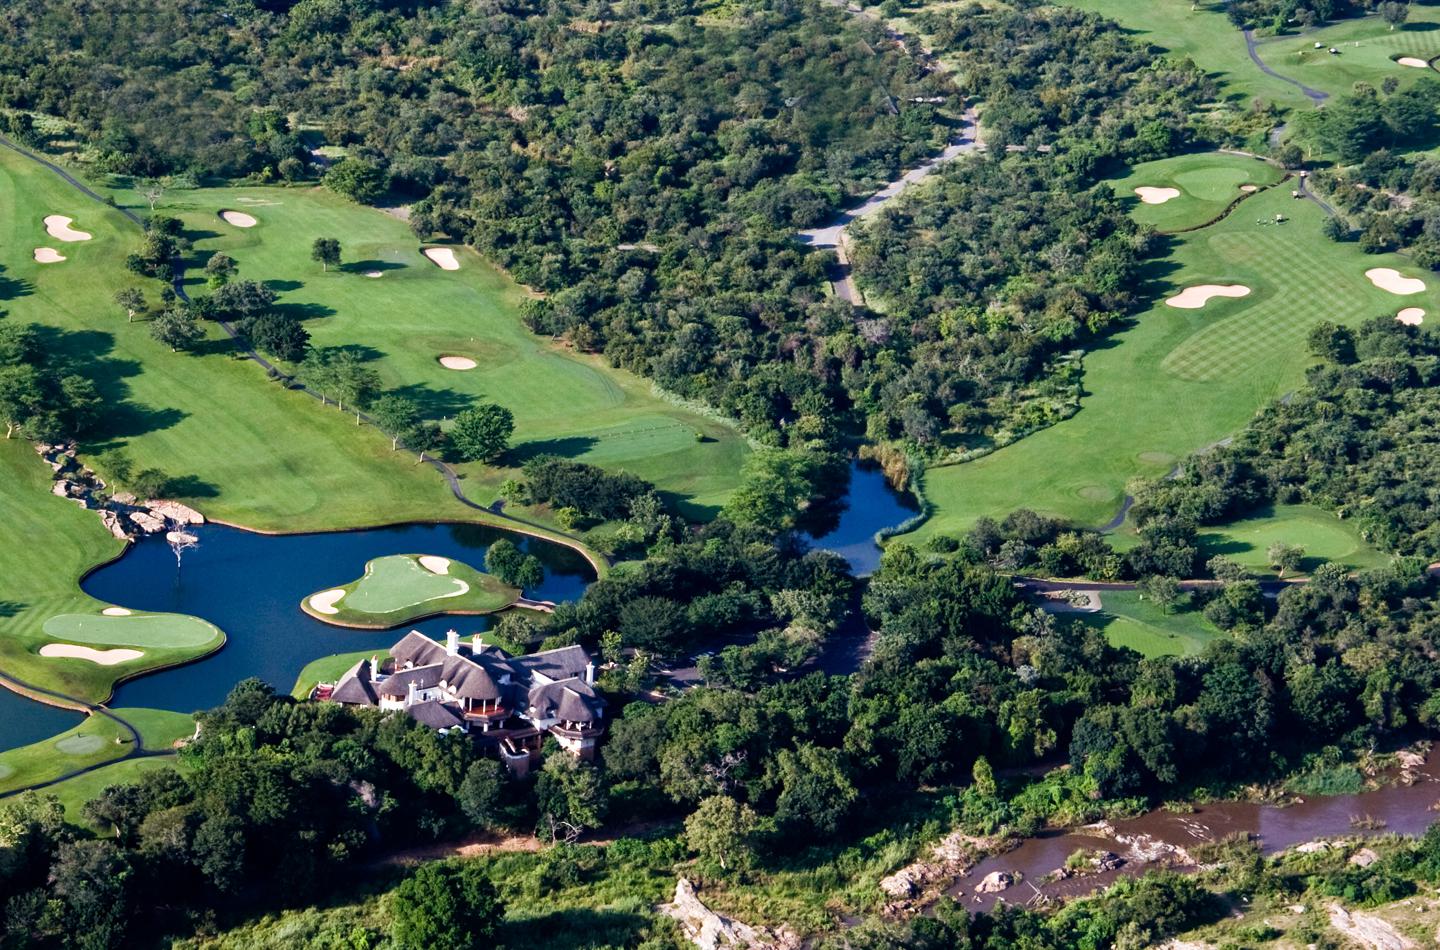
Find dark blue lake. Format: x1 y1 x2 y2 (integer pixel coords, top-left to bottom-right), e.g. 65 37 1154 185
803 461 918 574
0 688 83 749
85 522 594 713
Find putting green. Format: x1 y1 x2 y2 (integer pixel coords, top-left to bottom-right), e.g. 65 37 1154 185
1110 153 1286 233
1196 504 1388 573
906 183 1440 539
302 554 519 628
41 611 222 649
55 733 108 755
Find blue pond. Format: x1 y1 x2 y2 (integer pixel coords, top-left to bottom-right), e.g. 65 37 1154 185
85 522 594 714
0 687 83 749
803 461 918 574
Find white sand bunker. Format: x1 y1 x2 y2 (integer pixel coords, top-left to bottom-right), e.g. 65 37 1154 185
33 247 65 264
364 270 383 278
101 607 133 617
1398 57 1430 69
1166 284 1252 309
219 210 258 228
1397 307 1425 325
1240 184 1258 193
418 555 452 575
439 355 478 370
43 215 91 242
1366 267 1427 295
309 589 346 615
40 644 144 666
423 247 460 270
1134 186 1181 205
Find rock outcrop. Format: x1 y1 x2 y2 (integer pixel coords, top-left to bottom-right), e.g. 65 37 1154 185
1327 903 1415 950
148 500 205 525
876 829 995 912
975 870 1013 894
128 511 166 534
662 879 798 950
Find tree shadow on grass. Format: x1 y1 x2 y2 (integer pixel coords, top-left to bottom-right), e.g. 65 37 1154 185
506 436 601 464
388 382 472 419
498 908 662 950
341 260 406 275
264 279 303 293
0 264 33 302
275 301 337 322
0 601 24 618
165 474 220 499
31 326 187 439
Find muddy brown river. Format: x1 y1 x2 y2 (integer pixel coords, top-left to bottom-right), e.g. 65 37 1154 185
950 754 1440 912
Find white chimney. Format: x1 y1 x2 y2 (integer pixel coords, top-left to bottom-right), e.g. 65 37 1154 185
446 629 459 656
472 633 484 654
406 679 417 707
585 662 595 685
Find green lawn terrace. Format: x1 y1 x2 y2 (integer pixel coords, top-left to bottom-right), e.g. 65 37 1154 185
1109 152 1287 233
302 553 520 629
106 179 750 523
1255 10 1440 102
906 164 1440 541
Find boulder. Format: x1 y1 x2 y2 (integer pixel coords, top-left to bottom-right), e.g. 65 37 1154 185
1350 847 1380 868
1094 850 1124 871
111 492 137 506
100 510 131 540
1295 840 1332 854
129 511 166 534
51 480 73 498
663 878 780 950
879 870 918 899
147 500 205 525
975 871 1012 894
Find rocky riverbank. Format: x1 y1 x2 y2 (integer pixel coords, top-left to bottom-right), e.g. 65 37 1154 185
36 441 204 540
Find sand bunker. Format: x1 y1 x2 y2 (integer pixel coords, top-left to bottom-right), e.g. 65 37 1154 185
43 215 91 242
1134 186 1181 205
1398 57 1430 69
33 248 65 264
438 355 478 370
40 644 144 666
309 589 346 615
1397 307 1425 325
1366 267 1427 295
1165 284 1252 309
418 555 452 575
423 247 460 270
364 270 384 278
1240 184 1258 193
219 210 258 228
101 607 133 617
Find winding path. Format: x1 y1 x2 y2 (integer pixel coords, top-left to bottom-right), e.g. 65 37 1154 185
1242 27 1330 103
0 135 610 576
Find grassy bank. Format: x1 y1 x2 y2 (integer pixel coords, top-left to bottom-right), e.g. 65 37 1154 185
0 706 190 797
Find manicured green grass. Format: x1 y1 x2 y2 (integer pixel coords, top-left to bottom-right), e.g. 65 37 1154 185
301 553 519 628
1054 0 1315 108
112 706 196 751
46 756 186 826
106 179 749 522
1255 12 1440 101
1109 153 1286 232
1195 503 1390 573
906 180 1440 539
42 610 221 648
1074 590 1224 657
